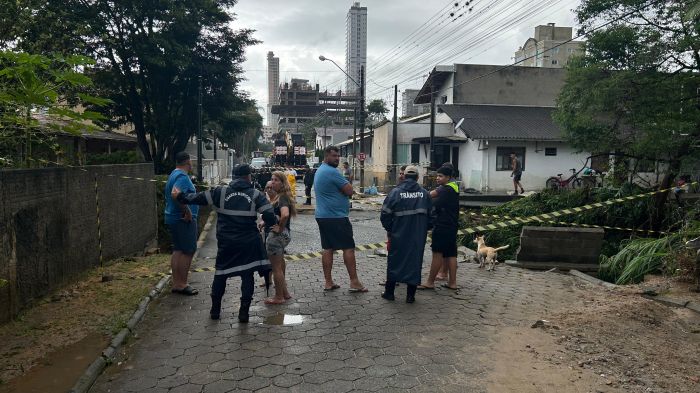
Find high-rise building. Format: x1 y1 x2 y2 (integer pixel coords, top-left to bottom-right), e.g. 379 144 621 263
514 23 583 68
267 51 280 131
345 2 367 95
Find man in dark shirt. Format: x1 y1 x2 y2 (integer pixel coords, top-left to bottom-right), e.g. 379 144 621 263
419 165 459 290
303 164 315 205
511 152 524 195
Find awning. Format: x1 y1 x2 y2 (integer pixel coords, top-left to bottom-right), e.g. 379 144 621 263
336 133 372 147
412 136 467 144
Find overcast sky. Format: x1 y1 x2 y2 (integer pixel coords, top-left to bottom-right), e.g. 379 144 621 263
231 0 581 124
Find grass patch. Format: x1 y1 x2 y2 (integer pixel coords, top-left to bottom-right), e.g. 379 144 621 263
0 254 170 383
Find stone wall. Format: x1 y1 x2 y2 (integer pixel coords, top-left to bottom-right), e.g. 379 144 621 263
515 226 604 265
0 164 158 322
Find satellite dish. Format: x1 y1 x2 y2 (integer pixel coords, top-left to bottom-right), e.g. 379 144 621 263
454 118 464 133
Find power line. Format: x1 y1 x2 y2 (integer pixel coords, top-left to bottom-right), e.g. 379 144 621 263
409 0 668 103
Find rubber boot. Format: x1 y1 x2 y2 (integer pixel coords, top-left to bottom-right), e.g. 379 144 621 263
210 295 222 320
381 280 396 301
406 284 417 304
238 301 251 323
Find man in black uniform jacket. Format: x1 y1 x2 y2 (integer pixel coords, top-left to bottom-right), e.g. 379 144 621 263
172 164 277 322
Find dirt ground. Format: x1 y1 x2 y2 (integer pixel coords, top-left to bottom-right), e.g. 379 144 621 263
487 277 700 393
0 255 169 391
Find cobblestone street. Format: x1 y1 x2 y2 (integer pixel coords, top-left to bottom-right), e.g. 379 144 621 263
91 210 598 393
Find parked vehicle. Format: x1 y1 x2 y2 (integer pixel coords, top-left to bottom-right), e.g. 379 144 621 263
250 157 267 169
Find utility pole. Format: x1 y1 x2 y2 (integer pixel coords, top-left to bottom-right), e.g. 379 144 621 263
213 132 217 160
323 108 328 149
359 65 366 193
197 71 203 182
391 85 398 185
429 80 436 170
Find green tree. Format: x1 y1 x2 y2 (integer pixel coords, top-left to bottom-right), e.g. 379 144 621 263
554 0 700 227
0 51 107 167
555 0 700 175
1 0 260 173
366 99 389 122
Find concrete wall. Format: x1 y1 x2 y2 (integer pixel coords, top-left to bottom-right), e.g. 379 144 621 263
0 164 158 322
452 64 566 107
516 226 604 265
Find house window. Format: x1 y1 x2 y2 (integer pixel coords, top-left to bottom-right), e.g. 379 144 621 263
496 147 525 171
434 145 451 167
551 60 559 65
396 144 410 164
411 143 420 163
545 147 557 156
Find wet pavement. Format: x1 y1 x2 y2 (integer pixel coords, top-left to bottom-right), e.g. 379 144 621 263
90 210 587 393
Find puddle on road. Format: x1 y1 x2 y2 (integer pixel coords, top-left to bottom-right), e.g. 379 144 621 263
1 333 108 393
260 313 305 325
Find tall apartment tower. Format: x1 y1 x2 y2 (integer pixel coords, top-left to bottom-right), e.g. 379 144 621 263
345 2 367 95
514 23 583 68
267 51 280 131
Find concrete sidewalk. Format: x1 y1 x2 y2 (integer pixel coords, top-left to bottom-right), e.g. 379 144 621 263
90 222 592 393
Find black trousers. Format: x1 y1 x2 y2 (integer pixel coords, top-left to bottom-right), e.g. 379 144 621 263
211 272 255 303
385 280 417 298
304 186 312 203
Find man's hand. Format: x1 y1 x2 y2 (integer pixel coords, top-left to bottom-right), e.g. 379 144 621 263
171 186 181 201
182 207 193 223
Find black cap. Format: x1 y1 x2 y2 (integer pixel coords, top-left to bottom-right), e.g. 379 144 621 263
232 164 252 177
436 166 453 177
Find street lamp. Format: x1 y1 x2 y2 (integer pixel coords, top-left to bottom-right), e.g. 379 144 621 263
319 55 366 192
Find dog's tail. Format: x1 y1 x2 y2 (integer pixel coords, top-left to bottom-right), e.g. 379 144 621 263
493 245 510 252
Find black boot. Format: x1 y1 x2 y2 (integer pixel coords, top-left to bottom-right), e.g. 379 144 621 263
406 284 417 304
210 295 222 320
381 281 395 301
238 301 251 323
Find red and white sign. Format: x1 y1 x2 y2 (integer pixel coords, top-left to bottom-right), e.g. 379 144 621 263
358 152 366 161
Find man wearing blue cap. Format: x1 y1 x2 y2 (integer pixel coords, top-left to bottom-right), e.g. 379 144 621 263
172 164 277 323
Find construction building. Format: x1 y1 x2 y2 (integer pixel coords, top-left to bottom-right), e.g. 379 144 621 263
345 2 367 94
266 51 280 131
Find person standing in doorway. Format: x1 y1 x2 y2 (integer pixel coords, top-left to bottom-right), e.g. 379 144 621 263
380 166 432 303
419 165 460 290
510 152 524 195
342 162 354 183
313 146 367 293
164 152 199 296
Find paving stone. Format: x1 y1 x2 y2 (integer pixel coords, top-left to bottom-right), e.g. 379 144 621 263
89 213 597 393
255 364 285 378
169 383 203 393
237 375 272 390
273 373 304 388
286 362 316 375
202 379 238 393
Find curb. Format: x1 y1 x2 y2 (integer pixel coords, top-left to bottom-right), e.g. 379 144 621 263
70 211 217 393
568 269 619 289
568 270 700 316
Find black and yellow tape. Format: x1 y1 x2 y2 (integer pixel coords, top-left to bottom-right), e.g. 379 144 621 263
457 182 697 235
466 212 668 235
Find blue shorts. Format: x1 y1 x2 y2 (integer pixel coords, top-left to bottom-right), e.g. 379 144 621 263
168 220 198 254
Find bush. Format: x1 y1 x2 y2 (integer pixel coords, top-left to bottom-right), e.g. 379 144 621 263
462 186 654 260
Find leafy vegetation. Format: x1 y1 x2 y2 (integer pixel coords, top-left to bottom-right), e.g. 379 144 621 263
1 0 261 173
0 51 107 167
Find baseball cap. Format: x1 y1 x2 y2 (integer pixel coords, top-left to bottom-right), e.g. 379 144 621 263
404 165 419 175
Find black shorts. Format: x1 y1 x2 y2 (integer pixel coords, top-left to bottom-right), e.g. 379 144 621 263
168 220 198 254
431 228 457 258
513 172 522 182
316 217 355 250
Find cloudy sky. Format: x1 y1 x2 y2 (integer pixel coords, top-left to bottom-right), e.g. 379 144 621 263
231 0 581 124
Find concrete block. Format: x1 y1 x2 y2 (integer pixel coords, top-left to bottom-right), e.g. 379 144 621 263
645 295 689 308
686 302 700 314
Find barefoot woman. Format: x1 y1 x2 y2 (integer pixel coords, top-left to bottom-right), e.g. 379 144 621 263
264 171 297 304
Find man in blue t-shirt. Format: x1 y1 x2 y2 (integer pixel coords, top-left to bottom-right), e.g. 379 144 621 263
164 152 199 296
313 145 367 293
